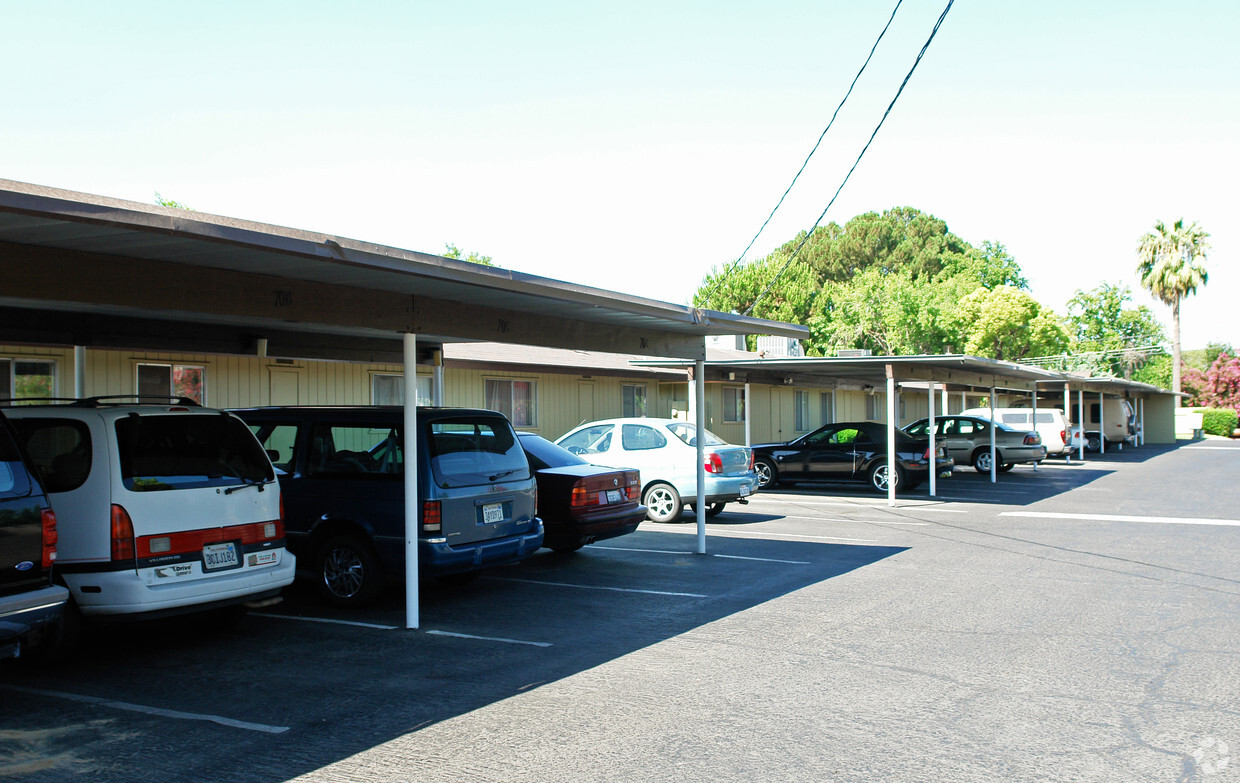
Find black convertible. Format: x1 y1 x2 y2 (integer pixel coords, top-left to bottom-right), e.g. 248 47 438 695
752 421 950 494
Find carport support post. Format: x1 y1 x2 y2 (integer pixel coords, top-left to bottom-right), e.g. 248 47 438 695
1064 383 1071 462
403 333 420 630
744 382 751 447
989 383 997 484
74 345 86 398
1099 392 1106 454
928 381 937 498
1031 383 1039 472
1139 398 1145 446
1078 389 1085 460
694 358 707 554
886 365 896 507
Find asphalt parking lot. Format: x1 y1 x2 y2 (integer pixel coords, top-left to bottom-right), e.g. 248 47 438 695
3 440 1239 783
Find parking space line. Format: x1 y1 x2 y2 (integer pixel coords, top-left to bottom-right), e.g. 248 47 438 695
1183 446 1239 450
0 684 289 734
657 526 879 543
252 612 400 630
488 577 707 598
425 630 553 648
754 499 965 513
713 554 811 564
1001 511 1240 527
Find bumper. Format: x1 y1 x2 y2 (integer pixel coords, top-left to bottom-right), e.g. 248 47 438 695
421 521 544 575
542 505 646 549
0 584 69 641
66 551 296 617
690 473 758 504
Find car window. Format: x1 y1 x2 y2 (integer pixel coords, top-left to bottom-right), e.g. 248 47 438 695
115 414 272 491
1000 413 1027 425
519 433 587 469
558 424 614 455
248 423 301 474
665 423 725 447
11 418 93 493
0 420 32 497
427 416 530 487
1034 412 1056 424
621 424 667 451
830 428 862 445
307 424 401 475
904 421 928 438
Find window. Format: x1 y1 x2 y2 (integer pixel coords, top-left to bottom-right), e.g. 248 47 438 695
137 363 205 404
866 394 880 421
372 373 434 406
722 387 744 423
559 424 614 455
307 423 402 475
622 384 647 418
621 424 667 451
12 419 93 493
0 359 56 402
794 390 809 432
485 379 537 427
820 392 834 426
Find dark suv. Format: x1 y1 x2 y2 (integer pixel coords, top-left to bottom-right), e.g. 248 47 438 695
233 407 543 607
0 409 67 660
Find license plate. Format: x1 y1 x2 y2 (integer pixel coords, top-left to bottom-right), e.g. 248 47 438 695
203 542 239 571
482 503 504 523
739 483 751 497
606 489 623 504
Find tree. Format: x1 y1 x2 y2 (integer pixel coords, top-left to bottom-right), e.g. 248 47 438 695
1181 352 1240 416
154 192 194 211
1136 219 1210 404
1065 283 1166 377
443 243 496 267
953 285 1070 361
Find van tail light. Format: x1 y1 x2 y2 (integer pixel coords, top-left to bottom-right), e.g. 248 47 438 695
422 500 442 534
41 509 58 569
922 448 931 461
111 504 136 562
704 452 723 474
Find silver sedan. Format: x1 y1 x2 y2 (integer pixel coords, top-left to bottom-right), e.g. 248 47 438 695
903 415 1047 473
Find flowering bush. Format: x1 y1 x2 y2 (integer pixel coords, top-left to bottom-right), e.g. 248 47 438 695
1182 353 1240 420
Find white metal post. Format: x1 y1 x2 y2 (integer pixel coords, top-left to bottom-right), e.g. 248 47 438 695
1063 383 1071 462
1099 392 1106 454
1139 398 1145 446
403 333 420 630
1031 383 1038 472
74 346 86 398
744 381 751 446
928 382 937 497
694 358 707 554
1078 389 1085 460
433 349 445 406
887 366 897 507
989 383 997 483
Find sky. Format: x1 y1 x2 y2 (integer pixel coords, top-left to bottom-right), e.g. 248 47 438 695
3 1 1237 351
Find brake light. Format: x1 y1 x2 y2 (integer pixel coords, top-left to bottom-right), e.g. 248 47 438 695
1024 433 1039 446
626 471 640 501
748 450 755 471
422 500 442 534
704 452 723 474
41 508 57 569
570 483 596 508
111 504 135 562
1059 430 1066 445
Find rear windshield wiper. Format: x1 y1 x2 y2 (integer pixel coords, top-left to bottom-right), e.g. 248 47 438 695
488 468 522 481
224 477 276 495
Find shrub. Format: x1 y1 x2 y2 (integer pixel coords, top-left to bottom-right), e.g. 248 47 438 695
1196 408 1239 437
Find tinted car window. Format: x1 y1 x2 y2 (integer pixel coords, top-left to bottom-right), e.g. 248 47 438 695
0 419 31 497
621 424 667 451
115 415 273 491
428 417 529 487
10 418 92 493
308 424 401 475
519 433 587 470
904 421 929 438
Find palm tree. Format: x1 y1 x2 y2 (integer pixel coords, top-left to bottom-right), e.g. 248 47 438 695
1135 219 1210 404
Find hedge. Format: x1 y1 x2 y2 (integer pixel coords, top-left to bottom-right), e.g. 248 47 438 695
1196 408 1239 437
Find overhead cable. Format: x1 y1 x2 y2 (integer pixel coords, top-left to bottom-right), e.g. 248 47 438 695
743 0 956 317
731 0 904 269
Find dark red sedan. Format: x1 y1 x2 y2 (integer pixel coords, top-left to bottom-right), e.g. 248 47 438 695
518 433 646 552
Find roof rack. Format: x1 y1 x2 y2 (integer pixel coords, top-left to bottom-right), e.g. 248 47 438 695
0 396 202 408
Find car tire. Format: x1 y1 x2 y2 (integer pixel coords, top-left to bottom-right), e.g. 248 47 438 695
315 532 383 608
548 541 586 553
868 462 902 494
754 458 778 488
972 449 1001 474
997 462 1015 473
643 483 683 523
1086 434 1101 453
705 502 726 518
24 599 84 663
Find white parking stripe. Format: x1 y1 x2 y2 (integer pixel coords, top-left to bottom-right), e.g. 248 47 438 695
0 684 289 734
425 630 552 648
655 525 879 544
1001 511 1240 527
713 554 811 564
590 545 809 565
1183 446 1240 450
252 612 400 630
488 577 707 598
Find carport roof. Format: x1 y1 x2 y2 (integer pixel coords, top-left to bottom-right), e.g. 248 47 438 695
0 179 807 361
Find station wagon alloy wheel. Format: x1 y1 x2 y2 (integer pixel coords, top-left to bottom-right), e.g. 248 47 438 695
317 533 381 607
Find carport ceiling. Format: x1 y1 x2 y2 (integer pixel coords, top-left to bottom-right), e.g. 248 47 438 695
0 180 807 362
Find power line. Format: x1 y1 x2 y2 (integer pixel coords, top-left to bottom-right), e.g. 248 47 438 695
743 0 956 317
731 0 904 269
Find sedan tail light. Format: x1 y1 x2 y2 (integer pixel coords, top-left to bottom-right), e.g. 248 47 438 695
704 452 724 474
570 481 600 509
1024 433 1040 446
41 508 57 569
625 471 640 502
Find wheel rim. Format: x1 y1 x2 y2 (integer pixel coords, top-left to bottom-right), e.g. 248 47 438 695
872 465 894 492
646 486 678 521
323 546 365 599
976 452 992 471
755 461 773 487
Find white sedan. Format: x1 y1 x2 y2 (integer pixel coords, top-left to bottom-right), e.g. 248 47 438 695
555 418 757 523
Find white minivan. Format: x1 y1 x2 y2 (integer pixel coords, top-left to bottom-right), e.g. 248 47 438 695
959 407 1071 456
6 399 295 623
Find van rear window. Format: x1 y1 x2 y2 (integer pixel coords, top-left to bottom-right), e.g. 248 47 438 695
116 414 273 491
428 417 529 488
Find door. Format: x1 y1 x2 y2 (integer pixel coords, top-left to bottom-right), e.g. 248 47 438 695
269 368 303 405
577 383 595 426
798 425 861 479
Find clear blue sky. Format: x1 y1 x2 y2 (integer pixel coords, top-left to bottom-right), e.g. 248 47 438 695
4 1 1237 350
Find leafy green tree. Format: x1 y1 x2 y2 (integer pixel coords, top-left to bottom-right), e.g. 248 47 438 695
1136 218 1210 403
154 192 194 211
1132 353 1172 389
1065 283 1166 377
694 255 818 350
443 243 496 267
954 285 1070 361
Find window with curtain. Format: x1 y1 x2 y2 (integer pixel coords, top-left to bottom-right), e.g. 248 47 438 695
372 373 433 405
0 359 56 402
622 384 647 417
137 363 205 404
722 387 744 423
794 390 809 431
485 379 538 427
820 392 834 425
